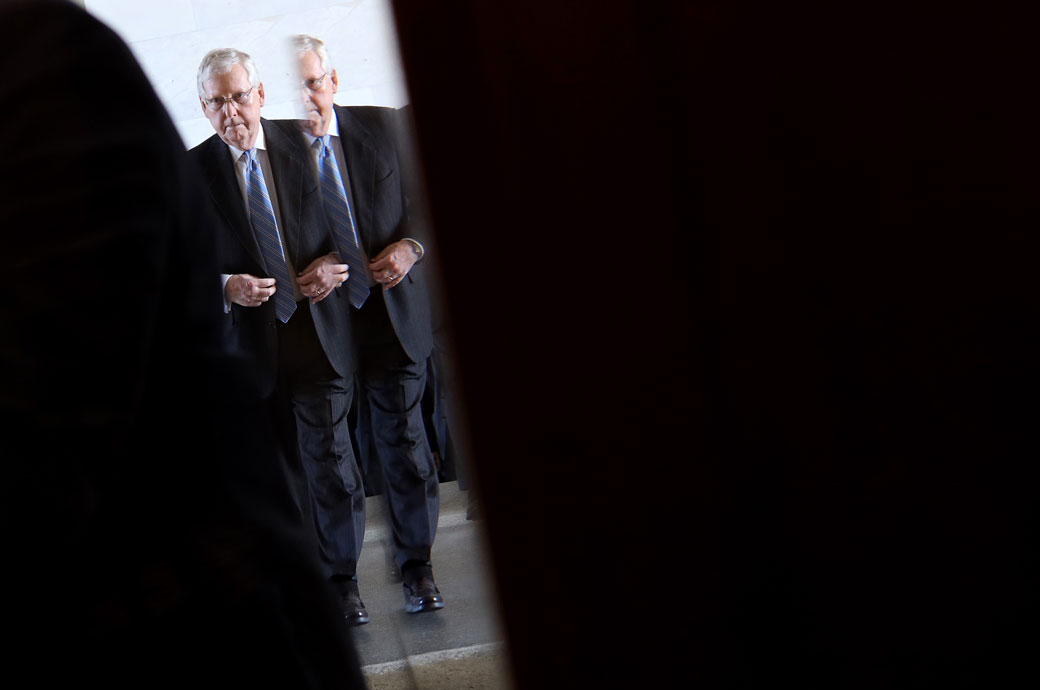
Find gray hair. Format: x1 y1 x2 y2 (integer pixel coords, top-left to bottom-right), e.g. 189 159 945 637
196 48 260 98
292 34 333 74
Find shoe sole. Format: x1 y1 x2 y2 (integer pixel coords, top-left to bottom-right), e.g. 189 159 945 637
405 598 445 614
345 611 370 626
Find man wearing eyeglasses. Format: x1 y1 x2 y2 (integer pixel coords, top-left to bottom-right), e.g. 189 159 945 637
289 34 441 622
187 48 364 624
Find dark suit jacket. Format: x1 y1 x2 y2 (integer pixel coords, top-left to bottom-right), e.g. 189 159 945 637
188 119 355 395
333 104 433 364
0 2 363 687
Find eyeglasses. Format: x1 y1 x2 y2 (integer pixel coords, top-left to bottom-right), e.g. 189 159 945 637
301 73 330 92
202 86 255 111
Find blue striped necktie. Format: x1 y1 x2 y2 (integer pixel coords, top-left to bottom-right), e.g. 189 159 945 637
314 135 370 309
242 149 296 323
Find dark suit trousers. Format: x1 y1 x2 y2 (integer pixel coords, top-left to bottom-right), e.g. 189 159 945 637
355 290 440 569
278 302 366 579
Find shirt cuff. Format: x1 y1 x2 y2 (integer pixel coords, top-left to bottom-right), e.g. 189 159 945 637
221 274 233 313
402 238 424 263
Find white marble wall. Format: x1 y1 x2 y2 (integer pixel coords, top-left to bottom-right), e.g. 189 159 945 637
83 0 410 148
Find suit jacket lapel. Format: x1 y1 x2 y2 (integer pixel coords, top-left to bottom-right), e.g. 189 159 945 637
198 134 263 269
262 119 304 267
335 105 378 252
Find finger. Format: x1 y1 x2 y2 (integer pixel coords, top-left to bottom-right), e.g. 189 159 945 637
311 285 332 303
255 278 277 288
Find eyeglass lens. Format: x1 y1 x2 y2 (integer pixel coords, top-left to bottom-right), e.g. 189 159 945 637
205 89 252 110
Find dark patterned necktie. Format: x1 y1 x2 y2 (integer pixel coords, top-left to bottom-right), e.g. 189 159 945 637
242 149 296 323
314 135 370 309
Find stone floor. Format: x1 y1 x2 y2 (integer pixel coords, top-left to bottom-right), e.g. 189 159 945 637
349 482 515 690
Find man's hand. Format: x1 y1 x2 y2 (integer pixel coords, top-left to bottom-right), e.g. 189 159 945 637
297 252 349 303
369 240 420 290
226 273 277 307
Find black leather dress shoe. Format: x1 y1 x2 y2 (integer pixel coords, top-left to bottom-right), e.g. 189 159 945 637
402 564 445 614
340 582 370 626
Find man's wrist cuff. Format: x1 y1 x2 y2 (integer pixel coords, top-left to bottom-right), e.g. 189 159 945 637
403 238 424 263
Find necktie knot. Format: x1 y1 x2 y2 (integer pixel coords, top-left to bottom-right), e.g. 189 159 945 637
240 148 261 173
313 135 331 158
